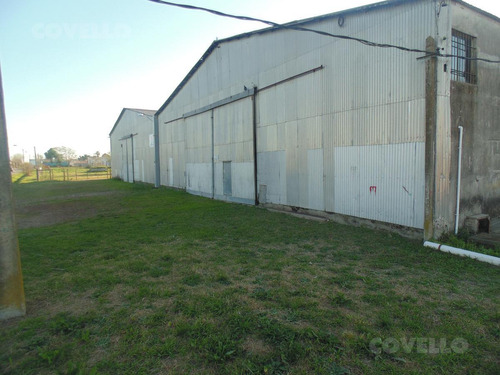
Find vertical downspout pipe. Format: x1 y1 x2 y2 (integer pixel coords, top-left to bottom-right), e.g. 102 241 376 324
252 88 259 205
154 114 160 188
130 134 135 183
125 140 129 182
211 110 215 199
455 126 463 234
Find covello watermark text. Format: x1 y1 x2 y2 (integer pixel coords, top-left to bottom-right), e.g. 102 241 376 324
369 337 469 355
32 23 131 39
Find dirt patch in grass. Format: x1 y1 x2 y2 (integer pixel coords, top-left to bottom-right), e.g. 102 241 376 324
103 284 134 308
242 336 273 356
26 289 99 318
14 191 123 229
15 201 100 229
15 191 119 206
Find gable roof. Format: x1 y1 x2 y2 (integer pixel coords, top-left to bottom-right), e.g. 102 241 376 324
109 107 156 137
156 0 498 116
127 108 157 117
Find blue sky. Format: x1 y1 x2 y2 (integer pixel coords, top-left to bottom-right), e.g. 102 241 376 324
1 0 498 159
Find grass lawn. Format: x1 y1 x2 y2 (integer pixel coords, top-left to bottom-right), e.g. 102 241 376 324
1 180 499 374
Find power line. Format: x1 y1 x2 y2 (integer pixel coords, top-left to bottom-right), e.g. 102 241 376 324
147 0 500 64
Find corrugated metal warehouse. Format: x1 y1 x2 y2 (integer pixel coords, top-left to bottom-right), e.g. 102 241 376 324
112 0 500 239
109 108 156 184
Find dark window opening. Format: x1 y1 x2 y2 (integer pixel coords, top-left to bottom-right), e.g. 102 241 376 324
451 29 476 84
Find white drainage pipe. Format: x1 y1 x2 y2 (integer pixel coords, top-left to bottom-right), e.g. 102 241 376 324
455 126 463 235
424 241 500 266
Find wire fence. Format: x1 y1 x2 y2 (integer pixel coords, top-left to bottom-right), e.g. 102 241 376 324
34 167 112 182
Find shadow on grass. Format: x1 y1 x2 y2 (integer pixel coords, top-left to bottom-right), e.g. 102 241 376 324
13 173 28 184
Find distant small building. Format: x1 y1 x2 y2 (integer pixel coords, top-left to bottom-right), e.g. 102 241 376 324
70 160 89 168
109 108 156 183
88 154 111 167
43 160 69 167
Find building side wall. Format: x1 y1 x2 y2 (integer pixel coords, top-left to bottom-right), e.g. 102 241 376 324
450 4 500 223
157 0 440 229
110 110 155 184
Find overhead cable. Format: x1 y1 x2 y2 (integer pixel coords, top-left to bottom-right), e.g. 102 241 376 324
147 0 500 63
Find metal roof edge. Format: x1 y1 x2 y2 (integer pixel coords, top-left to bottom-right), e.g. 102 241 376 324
109 108 127 137
156 0 417 117
109 107 156 136
213 0 418 45
453 0 500 23
155 0 498 118
126 108 156 116
157 41 219 114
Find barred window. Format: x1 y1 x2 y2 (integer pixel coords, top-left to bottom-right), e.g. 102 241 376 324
451 30 476 84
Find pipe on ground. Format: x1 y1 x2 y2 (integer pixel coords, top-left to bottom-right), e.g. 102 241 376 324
423 241 500 266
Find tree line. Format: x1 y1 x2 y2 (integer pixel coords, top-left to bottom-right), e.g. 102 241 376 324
10 147 105 171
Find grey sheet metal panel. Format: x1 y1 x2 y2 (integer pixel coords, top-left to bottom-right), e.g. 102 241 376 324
334 142 425 229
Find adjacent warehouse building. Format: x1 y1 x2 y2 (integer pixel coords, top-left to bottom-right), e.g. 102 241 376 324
112 0 500 239
109 108 156 184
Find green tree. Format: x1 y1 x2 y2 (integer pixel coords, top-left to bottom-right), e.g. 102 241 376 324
78 154 90 161
55 146 76 161
44 148 62 162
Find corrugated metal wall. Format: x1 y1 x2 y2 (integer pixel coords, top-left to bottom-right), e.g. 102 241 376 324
110 110 155 184
157 0 440 229
160 118 185 188
213 98 255 204
185 111 212 197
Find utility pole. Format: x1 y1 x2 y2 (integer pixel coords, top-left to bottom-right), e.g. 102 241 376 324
0 65 26 320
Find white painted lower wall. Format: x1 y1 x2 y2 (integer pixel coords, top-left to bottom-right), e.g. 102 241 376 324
214 161 254 204
257 143 424 229
186 162 212 197
257 151 287 205
334 142 425 228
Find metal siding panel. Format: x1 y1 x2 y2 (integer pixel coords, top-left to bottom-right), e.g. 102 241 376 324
257 151 287 204
334 143 425 228
186 162 212 196
285 120 299 206
232 162 255 200
213 98 254 202
308 149 324 211
168 157 173 185
276 122 286 151
214 97 253 162
334 146 361 217
223 161 232 196
214 162 223 196
276 85 287 124
317 0 434 150
323 147 335 212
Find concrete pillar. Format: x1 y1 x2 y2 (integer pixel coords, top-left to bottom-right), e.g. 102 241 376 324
424 36 438 240
0 66 26 320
